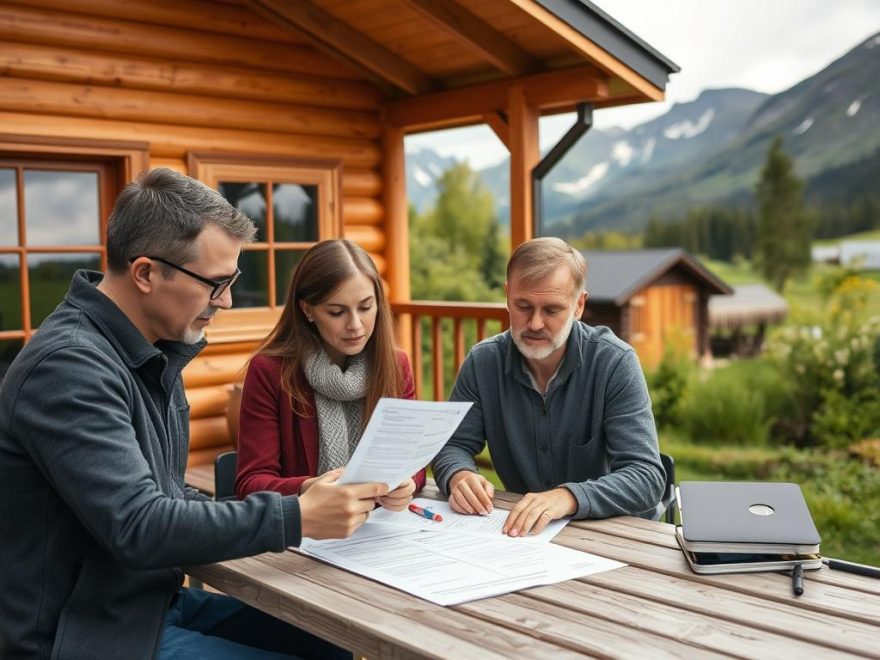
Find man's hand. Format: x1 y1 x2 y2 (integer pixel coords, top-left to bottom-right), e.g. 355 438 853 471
299 467 343 495
299 470 388 539
503 488 577 537
378 478 416 511
448 470 495 515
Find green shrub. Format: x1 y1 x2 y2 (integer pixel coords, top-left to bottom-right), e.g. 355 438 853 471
678 360 786 446
767 309 880 448
646 342 693 429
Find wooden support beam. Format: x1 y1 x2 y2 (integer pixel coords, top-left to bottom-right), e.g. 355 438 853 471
508 0 664 102
482 111 509 148
397 0 542 76
382 123 412 354
508 85 539 250
383 65 608 131
248 0 437 96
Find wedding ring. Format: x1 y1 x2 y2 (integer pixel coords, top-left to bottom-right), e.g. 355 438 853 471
540 511 551 519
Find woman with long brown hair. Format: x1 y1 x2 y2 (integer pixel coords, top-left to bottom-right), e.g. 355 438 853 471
235 239 424 507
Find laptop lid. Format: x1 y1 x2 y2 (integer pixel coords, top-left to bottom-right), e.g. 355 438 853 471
679 481 820 547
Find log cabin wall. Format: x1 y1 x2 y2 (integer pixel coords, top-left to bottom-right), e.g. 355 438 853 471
0 0 389 466
0 0 385 261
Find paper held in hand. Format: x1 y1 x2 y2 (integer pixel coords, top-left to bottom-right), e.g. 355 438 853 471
336 398 473 491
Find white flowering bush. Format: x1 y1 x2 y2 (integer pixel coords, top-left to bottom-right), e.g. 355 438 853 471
766 275 880 448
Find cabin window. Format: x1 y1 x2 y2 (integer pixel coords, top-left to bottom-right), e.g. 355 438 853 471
0 159 116 378
189 154 342 310
630 295 646 342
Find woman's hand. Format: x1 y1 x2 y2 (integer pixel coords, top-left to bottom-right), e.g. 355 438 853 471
377 478 416 511
299 467 343 495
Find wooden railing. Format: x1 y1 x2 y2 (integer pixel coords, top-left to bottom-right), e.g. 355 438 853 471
392 301 509 401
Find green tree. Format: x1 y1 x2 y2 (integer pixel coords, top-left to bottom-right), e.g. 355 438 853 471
410 162 506 302
754 137 813 291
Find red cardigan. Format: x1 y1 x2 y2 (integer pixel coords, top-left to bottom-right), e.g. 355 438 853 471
235 351 426 498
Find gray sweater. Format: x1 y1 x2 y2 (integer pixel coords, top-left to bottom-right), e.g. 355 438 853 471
432 322 664 518
0 271 300 659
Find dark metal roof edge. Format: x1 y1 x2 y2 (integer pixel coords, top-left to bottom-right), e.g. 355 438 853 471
535 0 680 90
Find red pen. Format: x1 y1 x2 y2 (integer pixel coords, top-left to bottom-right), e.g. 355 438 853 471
408 503 443 522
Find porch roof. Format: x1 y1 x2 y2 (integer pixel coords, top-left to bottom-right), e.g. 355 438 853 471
708 284 789 330
248 0 680 129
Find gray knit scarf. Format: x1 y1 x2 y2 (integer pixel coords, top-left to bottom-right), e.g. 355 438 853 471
303 348 368 473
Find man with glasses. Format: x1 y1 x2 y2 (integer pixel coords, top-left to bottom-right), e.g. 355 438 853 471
0 168 386 659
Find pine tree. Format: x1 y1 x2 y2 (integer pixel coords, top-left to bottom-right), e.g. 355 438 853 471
754 137 813 291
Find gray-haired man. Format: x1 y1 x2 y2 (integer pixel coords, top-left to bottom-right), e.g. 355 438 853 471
432 237 664 537
0 169 383 659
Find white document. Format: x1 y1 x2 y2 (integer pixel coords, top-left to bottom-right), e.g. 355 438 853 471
296 524 625 606
368 497 568 543
337 398 472 491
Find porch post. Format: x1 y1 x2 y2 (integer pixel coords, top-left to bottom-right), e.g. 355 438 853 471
507 84 539 250
382 122 413 355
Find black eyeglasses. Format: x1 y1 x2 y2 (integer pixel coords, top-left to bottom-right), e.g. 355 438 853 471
131 256 242 300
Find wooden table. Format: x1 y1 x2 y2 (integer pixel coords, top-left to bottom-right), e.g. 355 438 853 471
187 488 880 658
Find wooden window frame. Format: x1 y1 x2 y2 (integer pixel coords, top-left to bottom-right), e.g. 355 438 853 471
629 295 646 343
0 135 148 342
187 152 343 338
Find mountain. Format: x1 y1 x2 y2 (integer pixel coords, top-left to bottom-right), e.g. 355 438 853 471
405 147 459 213
562 32 880 233
404 31 880 236
479 87 769 228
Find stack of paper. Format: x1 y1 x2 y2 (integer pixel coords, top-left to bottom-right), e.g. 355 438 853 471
298 499 625 606
675 481 822 574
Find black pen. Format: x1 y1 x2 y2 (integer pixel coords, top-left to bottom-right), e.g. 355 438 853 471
791 563 804 596
822 557 880 579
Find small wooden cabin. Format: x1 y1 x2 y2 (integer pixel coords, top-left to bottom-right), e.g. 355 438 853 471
581 249 732 368
0 0 678 465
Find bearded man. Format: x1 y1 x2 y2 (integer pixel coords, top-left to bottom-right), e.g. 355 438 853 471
431 237 664 536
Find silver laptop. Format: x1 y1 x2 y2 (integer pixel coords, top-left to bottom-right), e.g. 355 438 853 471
677 481 820 555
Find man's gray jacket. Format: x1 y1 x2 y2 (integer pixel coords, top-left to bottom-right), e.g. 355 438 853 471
432 322 664 518
0 271 301 659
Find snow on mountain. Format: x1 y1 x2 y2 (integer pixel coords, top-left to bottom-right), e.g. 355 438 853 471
611 141 635 167
641 137 656 164
663 108 715 139
412 165 432 187
792 118 814 135
551 163 609 195
847 98 863 116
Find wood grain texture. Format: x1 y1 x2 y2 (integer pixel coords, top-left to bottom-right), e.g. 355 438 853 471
0 4 361 78
0 42 382 110
186 507 880 658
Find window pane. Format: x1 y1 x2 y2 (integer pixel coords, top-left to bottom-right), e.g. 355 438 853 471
24 170 100 246
273 183 318 242
218 182 267 241
0 169 17 247
274 250 305 306
0 339 23 385
29 254 101 327
233 250 268 308
0 254 21 330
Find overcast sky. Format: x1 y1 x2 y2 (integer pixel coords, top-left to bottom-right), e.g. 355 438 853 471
406 0 880 168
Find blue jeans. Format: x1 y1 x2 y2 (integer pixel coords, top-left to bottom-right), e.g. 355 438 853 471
158 588 351 660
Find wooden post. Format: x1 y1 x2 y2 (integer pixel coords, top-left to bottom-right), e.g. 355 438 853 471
507 84 539 251
382 122 413 357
